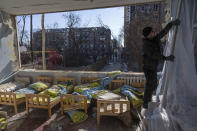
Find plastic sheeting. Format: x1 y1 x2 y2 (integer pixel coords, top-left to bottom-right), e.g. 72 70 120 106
147 0 197 131
0 11 19 83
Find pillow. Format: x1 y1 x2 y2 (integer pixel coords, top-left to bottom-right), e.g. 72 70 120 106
29 82 48 92
46 89 60 97
66 85 74 93
88 82 100 88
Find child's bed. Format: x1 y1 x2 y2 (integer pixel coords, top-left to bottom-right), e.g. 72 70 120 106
60 77 101 114
110 79 144 108
26 77 76 117
0 92 26 114
26 93 60 118
60 94 89 114
109 80 126 90
97 99 130 125
117 76 145 89
0 76 52 114
0 78 30 114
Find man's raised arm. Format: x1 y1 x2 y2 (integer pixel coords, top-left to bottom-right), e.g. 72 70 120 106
154 19 180 40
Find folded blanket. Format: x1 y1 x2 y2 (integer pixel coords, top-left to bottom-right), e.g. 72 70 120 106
121 85 144 98
101 71 121 88
121 85 143 107
53 84 74 94
66 110 88 124
14 88 37 99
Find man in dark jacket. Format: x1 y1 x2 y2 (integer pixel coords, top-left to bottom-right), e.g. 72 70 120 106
142 19 180 111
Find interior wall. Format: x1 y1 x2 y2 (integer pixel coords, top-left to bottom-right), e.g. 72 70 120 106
0 11 19 82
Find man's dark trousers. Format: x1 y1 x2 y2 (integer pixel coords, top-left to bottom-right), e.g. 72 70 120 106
143 68 158 108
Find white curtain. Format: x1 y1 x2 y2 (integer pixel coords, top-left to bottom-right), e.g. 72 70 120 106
148 0 197 131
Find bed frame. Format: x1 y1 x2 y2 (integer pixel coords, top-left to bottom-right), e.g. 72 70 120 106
34 76 52 83
117 76 145 88
60 94 89 114
97 99 130 125
108 80 126 90
0 76 52 114
80 77 100 84
55 77 76 85
26 94 60 118
0 92 25 114
26 77 76 117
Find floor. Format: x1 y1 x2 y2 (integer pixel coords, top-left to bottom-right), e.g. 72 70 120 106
1 103 141 131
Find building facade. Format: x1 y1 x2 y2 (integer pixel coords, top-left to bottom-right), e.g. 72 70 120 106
124 2 166 71
33 27 111 65
67 27 111 59
33 27 111 51
124 2 166 47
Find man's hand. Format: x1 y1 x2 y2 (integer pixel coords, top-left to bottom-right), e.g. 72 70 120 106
165 55 175 62
171 19 181 26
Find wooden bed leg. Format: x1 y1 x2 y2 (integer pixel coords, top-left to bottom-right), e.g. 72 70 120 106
26 107 29 116
13 94 18 114
26 95 29 116
97 101 100 126
61 104 64 115
97 113 100 126
14 103 18 114
109 83 112 90
84 97 88 114
85 105 88 114
60 96 64 115
48 108 52 118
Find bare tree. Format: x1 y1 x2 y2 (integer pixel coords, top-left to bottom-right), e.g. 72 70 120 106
118 27 124 46
96 16 115 62
63 12 81 28
62 12 84 66
53 22 59 29
97 16 109 29
82 19 91 27
17 15 29 46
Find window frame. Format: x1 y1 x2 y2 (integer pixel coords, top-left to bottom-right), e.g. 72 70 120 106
193 0 197 43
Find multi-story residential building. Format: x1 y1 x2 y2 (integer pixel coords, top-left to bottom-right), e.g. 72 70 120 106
33 28 69 51
67 27 111 55
33 27 111 63
124 2 166 71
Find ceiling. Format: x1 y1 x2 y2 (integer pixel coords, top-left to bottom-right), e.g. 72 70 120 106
0 0 163 15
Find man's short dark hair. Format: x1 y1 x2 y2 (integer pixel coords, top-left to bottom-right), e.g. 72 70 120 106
143 27 152 37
